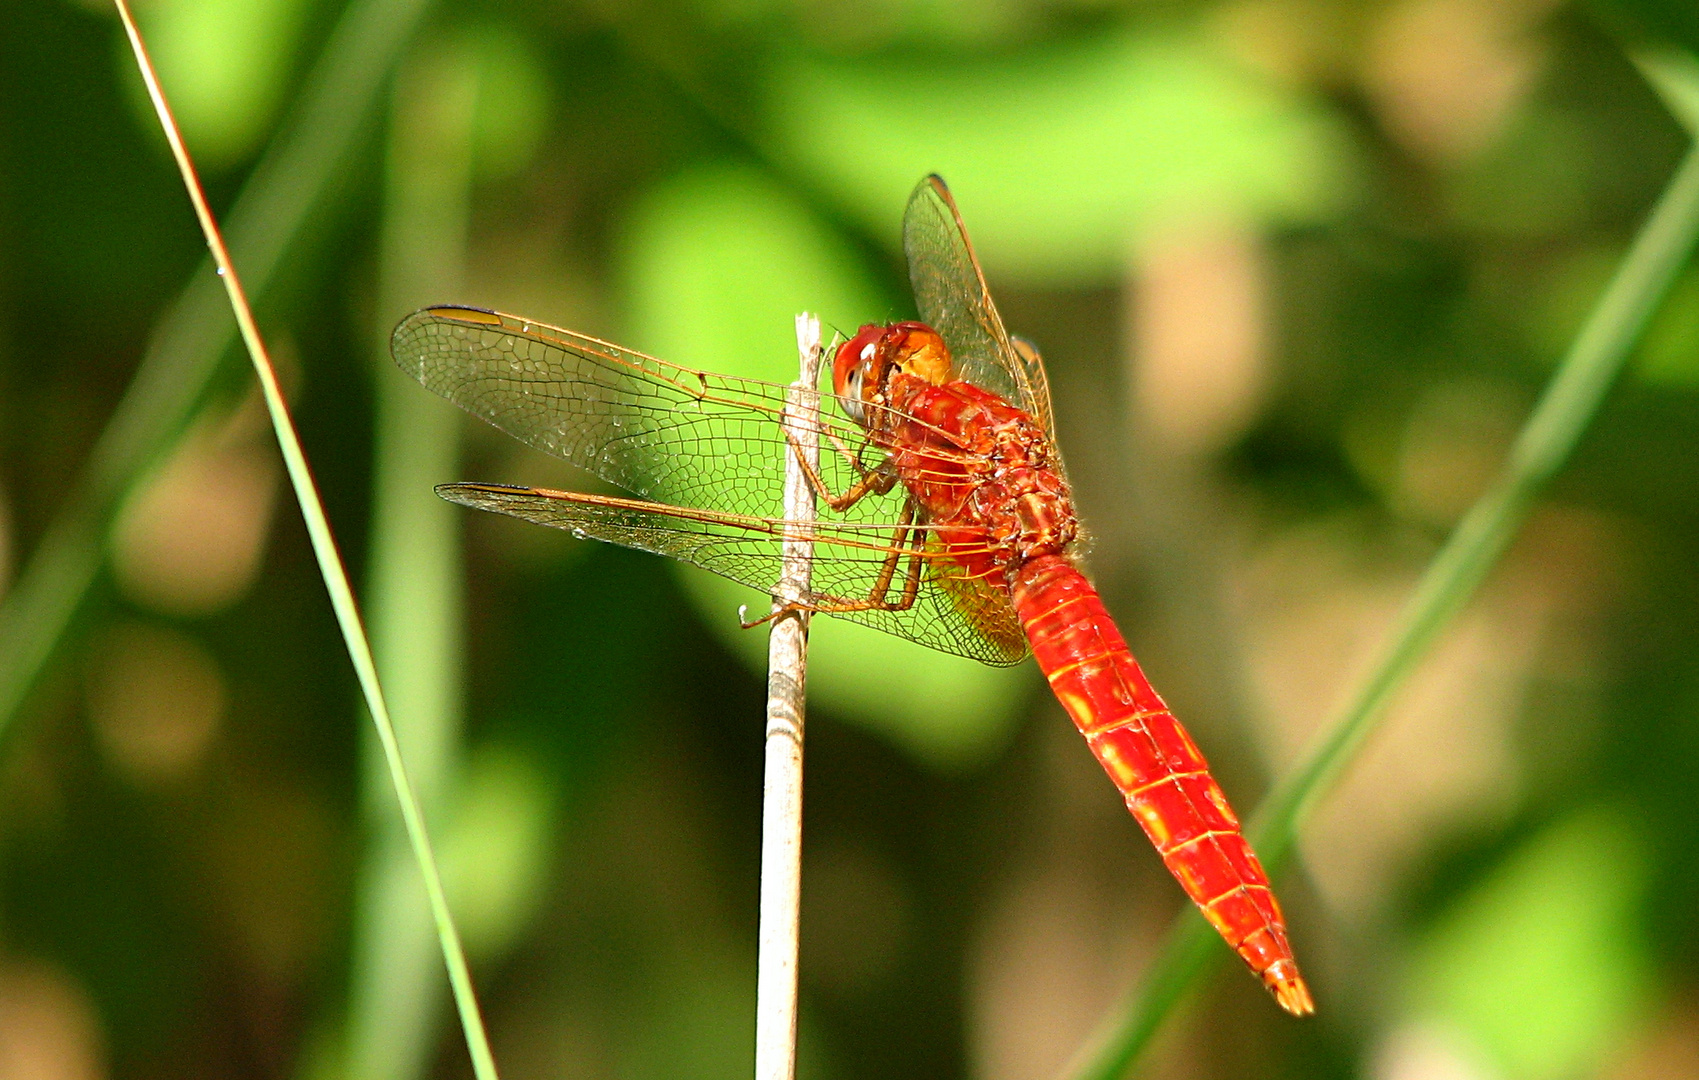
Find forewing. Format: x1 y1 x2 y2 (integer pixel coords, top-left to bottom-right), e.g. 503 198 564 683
903 176 1057 436
393 306 889 525
441 483 1028 665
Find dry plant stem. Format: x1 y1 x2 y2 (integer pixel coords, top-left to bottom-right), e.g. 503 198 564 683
0 0 431 739
755 314 823 1080
112 6 499 1079
1064 89 1699 1080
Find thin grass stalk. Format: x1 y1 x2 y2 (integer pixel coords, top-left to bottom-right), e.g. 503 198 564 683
1638 49 1699 133
0 0 432 739
343 43 478 1080
1064 68 1699 1080
112 7 499 1079
755 314 823 1080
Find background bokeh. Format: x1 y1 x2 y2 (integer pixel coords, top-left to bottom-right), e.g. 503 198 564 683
1 0 1698 1077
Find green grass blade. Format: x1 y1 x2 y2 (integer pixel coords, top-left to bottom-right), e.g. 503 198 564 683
1637 49 1699 134
343 42 477 1080
0 0 434 738
114 5 499 1078
1065 67 1699 1080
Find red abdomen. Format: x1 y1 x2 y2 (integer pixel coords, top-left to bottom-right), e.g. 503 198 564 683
1010 554 1312 1015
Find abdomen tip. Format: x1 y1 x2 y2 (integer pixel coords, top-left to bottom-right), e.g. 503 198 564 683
1266 964 1315 1016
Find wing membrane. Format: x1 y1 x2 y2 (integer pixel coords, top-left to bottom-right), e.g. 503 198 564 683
391 306 1025 663
903 176 1058 437
442 483 1027 665
395 307 904 528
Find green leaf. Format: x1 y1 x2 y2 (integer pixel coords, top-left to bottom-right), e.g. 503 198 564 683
440 744 557 959
1638 265 1699 386
763 30 1356 285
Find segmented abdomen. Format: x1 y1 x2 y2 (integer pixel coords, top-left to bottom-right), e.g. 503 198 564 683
1010 554 1312 1015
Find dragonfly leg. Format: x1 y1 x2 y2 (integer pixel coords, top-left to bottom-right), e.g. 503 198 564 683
742 503 928 629
785 427 898 512
820 464 899 513
816 506 927 614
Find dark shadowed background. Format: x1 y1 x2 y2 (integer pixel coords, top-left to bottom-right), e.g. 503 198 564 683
1 0 1698 1077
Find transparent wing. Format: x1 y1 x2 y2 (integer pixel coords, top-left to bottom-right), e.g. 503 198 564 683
441 483 1028 665
391 306 1025 663
903 175 1058 437
1008 334 1067 480
397 307 926 524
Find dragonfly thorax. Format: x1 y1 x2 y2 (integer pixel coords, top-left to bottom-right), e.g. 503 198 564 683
875 370 1081 584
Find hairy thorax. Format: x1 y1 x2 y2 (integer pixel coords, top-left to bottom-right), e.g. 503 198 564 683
880 373 1078 582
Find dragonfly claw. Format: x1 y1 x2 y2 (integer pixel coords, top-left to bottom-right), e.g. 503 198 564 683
741 603 802 631
739 604 781 631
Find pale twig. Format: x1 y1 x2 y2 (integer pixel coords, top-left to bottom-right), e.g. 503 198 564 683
755 314 823 1080
112 5 498 1078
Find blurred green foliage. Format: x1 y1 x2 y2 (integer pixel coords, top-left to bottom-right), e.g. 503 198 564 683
1411 807 1652 1080
766 28 1355 283
2 0 1699 1078
133 0 320 165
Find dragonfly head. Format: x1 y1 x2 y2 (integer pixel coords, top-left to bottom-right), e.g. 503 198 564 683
833 321 952 427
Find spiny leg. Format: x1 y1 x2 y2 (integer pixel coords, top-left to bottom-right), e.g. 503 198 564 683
808 504 927 615
783 424 897 512
743 502 929 628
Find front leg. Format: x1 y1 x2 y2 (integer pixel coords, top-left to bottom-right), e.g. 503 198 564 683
814 461 900 513
783 425 900 512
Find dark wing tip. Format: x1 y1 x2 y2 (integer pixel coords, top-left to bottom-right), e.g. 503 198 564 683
390 305 504 362
436 481 529 493
917 174 959 211
435 481 532 504
419 305 502 324
906 175 952 221
392 304 502 337
392 303 502 346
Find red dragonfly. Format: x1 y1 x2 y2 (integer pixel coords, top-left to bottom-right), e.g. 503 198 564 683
391 176 1312 1015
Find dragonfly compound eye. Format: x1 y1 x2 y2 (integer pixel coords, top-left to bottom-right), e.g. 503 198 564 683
840 368 865 424
834 323 886 425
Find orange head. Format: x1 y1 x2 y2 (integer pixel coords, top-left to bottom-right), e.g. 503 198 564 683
832 321 952 427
